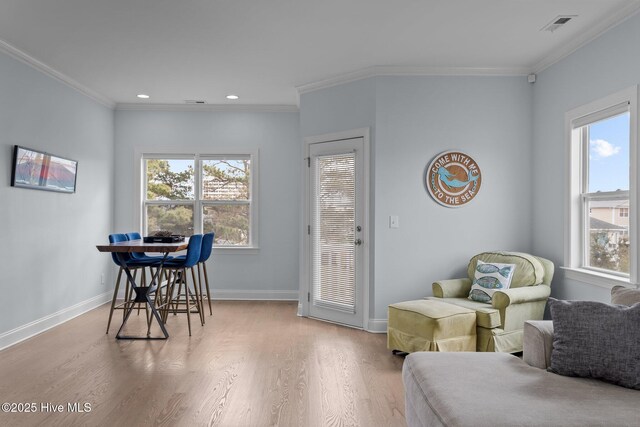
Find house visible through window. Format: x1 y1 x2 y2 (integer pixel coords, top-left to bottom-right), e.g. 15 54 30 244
566 87 637 283
143 153 256 248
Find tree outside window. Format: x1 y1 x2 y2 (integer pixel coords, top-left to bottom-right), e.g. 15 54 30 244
145 159 194 236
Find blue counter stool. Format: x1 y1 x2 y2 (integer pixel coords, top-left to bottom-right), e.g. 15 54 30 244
161 234 204 336
125 232 173 306
105 233 158 334
198 232 214 316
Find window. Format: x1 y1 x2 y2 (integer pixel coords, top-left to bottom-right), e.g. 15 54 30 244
565 86 638 285
201 156 252 245
142 153 257 248
144 157 195 236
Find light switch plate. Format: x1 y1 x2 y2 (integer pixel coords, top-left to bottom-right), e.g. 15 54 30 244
389 215 399 228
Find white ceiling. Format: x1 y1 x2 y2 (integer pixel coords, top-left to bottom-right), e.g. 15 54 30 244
0 0 638 107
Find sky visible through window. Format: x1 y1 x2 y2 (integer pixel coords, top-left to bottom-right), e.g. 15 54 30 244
588 112 630 193
167 159 193 174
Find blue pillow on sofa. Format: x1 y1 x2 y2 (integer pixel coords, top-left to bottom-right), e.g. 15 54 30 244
548 297 640 390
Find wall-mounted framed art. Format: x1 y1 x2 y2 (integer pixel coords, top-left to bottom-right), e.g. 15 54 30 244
11 145 78 193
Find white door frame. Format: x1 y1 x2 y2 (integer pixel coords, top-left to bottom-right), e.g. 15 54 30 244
299 128 370 330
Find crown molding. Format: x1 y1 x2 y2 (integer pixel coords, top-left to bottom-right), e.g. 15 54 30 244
0 39 115 109
531 1 640 74
296 65 530 95
116 103 298 112
296 67 377 94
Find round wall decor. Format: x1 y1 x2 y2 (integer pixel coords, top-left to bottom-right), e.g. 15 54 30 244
425 151 481 208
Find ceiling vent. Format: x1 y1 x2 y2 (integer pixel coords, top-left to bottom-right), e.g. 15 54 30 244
541 15 577 32
184 100 207 104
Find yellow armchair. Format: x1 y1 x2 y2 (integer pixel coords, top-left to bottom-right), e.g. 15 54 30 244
431 251 554 353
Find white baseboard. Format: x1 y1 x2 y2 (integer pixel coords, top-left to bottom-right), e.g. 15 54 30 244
0 291 112 351
211 289 299 301
293 312 387 333
366 318 388 333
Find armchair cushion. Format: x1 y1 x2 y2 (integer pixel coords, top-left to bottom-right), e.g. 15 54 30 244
468 260 515 303
548 298 640 390
427 297 501 328
467 252 545 288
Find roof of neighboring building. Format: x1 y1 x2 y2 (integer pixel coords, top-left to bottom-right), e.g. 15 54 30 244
590 217 627 231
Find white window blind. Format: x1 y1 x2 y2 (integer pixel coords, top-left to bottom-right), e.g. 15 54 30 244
572 101 629 129
312 152 356 313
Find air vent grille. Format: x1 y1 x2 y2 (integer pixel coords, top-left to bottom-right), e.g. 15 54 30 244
541 15 577 32
184 100 207 104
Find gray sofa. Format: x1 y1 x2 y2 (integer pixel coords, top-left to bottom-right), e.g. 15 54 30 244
403 286 640 427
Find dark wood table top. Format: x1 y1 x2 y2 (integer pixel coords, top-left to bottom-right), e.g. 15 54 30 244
96 238 189 253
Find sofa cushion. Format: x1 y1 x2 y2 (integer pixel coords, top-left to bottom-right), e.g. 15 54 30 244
469 260 515 303
467 252 544 288
548 298 640 390
611 285 640 306
428 297 501 329
404 352 640 427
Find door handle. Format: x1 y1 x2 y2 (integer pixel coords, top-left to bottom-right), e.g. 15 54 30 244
355 239 363 246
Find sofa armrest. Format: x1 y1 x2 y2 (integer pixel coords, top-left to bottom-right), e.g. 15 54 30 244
432 278 472 298
492 285 551 309
523 320 554 369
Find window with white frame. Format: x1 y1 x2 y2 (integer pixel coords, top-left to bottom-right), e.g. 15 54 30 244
143 153 257 248
566 86 638 284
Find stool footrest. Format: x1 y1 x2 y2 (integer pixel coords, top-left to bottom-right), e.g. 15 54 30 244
388 299 477 353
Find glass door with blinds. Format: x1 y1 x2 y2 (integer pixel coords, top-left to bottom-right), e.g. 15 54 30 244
308 137 365 328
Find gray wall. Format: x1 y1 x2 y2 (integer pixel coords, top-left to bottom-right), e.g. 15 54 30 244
0 50 114 336
114 109 300 297
532 12 640 302
301 75 534 320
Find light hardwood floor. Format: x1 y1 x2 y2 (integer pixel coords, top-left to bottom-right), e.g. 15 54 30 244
0 301 406 427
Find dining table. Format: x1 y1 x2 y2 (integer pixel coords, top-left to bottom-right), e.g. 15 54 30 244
96 238 189 339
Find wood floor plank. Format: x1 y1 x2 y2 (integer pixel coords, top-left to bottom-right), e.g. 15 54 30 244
0 301 405 426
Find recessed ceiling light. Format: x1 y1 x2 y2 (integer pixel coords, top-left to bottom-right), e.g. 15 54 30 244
226 95 239 100
137 94 150 99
